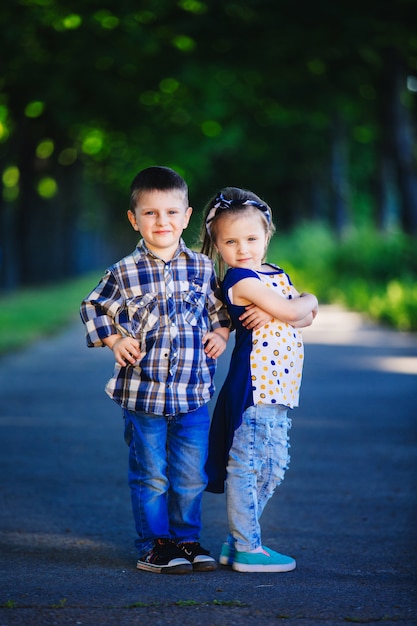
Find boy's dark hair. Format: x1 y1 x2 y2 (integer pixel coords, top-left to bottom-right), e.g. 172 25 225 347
130 166 188 210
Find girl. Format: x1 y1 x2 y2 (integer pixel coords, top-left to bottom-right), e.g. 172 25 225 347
201 187 318 573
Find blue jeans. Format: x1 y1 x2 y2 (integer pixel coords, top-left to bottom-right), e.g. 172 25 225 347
123 405 210 556
225 404 292 552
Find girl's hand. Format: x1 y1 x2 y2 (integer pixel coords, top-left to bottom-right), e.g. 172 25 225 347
110 336 141 367
202 331 227 359
239 304 272 331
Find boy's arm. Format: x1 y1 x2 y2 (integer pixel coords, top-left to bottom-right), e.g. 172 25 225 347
80 271 122 347
80 270 137 352
81 269 141 367
103 334 141 367
202 326 229 359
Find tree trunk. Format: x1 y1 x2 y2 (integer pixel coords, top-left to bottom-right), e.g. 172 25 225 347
386 50 417 234
330 115 350 236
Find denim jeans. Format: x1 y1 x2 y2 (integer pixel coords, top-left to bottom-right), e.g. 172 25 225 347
123 405 210 557
225 404 292 552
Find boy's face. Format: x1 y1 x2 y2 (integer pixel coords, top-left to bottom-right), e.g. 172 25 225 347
127 189 192 261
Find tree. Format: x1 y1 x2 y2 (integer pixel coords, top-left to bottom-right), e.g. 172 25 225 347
0 0 416 289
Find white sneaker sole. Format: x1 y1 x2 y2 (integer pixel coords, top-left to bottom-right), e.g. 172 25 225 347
232 560 296 573
136 558 192 574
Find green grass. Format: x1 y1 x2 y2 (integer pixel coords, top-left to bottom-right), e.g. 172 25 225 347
0 273 101 354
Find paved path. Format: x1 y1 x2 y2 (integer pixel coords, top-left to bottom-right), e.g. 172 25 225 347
0 306 416 626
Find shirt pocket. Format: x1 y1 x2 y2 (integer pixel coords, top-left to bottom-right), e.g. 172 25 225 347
182 288 207 327
125 293 160 336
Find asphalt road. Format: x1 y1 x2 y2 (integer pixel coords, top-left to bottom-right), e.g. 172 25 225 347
0 305 416 626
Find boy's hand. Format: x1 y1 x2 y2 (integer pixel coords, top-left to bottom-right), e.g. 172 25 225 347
110 336 141 367
239 304 272 331
202 331 227 359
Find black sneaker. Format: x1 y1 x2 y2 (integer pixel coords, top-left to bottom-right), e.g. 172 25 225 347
177 541 217 571
136 539 193 574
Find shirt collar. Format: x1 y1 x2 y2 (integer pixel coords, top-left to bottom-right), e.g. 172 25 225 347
137 238 190 262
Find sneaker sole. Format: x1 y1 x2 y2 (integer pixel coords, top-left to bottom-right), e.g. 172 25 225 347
192 559 217 572
232 560 296 573
136 559 193 575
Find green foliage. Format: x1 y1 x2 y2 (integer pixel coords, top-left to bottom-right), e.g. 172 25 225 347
1 600 17 608
0 273 101 354
125 0 417 226
125 599 248 609
127 601 158 608
267 221 336 296
368 280 417 332
269 224 417 331
175 600 199 606
331 228 416 282
1 0 417 287
211 599 248 606
50 598 67 609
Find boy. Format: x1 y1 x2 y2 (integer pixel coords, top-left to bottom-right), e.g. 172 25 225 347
80 166 230 574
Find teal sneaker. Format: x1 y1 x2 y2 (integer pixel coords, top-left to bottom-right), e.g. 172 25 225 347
219 542 235 566
232 546 296 573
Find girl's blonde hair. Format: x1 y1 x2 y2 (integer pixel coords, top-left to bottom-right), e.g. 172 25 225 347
199 186 275 278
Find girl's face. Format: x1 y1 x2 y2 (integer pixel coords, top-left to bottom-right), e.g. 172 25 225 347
214 210 268 271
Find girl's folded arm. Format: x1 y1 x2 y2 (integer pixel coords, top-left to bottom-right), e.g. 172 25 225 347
231 277 317 324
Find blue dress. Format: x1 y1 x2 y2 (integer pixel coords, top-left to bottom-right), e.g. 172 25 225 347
205 264 304 493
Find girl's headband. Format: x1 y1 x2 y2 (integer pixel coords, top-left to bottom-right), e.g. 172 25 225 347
205 192 271 233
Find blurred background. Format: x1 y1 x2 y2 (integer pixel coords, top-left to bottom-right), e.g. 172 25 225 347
1 0 416 332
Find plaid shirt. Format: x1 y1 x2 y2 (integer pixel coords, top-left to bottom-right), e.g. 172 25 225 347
80 239 230 416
